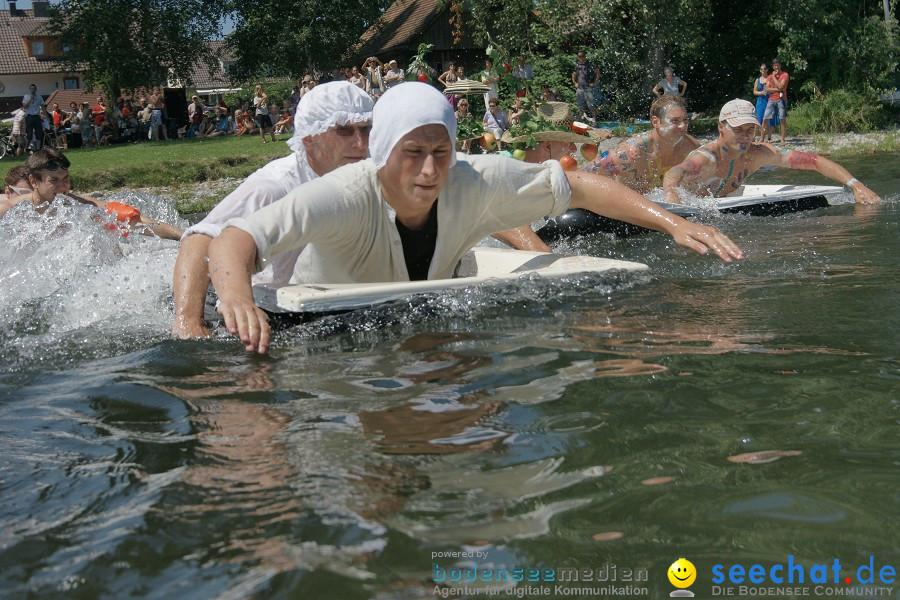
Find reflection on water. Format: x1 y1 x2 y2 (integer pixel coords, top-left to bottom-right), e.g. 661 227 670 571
0 163 897 596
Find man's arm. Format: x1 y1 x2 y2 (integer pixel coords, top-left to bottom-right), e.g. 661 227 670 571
768 148 881 204
662 151 709 204
492 226 551 253
571 70 578 87
172 234 214 338
568 171 743 262
591 66 600 87
208 227 271 354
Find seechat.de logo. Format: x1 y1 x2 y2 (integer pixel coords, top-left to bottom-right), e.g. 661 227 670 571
668 558 697 597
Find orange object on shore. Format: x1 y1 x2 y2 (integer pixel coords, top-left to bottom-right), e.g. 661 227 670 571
104 201 141 237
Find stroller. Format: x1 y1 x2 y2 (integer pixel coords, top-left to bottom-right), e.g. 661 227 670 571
0 132 17 159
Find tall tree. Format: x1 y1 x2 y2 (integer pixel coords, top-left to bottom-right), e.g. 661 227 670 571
46 0 228 100
225 0 390 80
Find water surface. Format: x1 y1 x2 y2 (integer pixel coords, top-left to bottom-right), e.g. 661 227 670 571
1 154 897 599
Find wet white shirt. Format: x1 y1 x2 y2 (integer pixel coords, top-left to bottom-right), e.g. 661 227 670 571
183 154 308 283
225 154 572 284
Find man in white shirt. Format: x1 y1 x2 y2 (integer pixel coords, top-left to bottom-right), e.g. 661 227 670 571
171 82 375 338
22 83 45 150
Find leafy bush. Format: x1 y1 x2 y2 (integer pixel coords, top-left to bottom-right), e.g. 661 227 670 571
788 85 889 134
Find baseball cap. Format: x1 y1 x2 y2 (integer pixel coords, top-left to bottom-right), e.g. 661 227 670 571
719 99 758 127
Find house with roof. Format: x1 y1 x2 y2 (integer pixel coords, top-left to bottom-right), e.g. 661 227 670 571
346 0 484 75
0 1 85 116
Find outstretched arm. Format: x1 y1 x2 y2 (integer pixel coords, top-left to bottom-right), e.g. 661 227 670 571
662 151 709 204
208 227 271 354
568 171 743 262
773 149 881 204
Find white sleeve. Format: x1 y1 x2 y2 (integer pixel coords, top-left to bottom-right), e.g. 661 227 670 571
181 175 292 240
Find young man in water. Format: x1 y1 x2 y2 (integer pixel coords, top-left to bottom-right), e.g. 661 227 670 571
663 99 881 204
0 166 32 218
2 148 184 238
583 96 700 193
207 83 744 354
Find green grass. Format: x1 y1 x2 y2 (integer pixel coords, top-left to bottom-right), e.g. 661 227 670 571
1 134 291 213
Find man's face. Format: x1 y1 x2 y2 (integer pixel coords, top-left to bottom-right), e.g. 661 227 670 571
5 177 31 199
772 62 781 74
29 168 71 203
719 122 755 152
653 106 689 140
29 85 37 94
379 124 453 215
303 121 372 176
577 53 586 63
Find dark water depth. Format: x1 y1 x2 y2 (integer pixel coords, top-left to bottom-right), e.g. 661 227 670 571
0 154 897 599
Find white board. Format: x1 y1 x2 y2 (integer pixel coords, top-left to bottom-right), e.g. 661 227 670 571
253 247 648 314
715 184 845 211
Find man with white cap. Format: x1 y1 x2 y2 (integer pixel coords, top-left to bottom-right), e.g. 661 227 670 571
171 81 374 338
208 83 744 354
384 60 405 89
664 98 880 204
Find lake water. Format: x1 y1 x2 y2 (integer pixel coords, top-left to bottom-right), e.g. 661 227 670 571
1 154 897 599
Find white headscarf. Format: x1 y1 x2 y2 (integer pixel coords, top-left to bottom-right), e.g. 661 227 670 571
370 82 457 169
286 81 374 179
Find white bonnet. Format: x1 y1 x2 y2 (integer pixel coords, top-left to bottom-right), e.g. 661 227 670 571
369 82 457 169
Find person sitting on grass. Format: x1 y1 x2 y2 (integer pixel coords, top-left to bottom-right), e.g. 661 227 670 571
206 83 743 354
663 99 881 205
1 148 184 239
583 96 700 193
274 110 294 135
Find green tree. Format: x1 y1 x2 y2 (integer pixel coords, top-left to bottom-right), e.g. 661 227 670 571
46 0 228 100
225 0 390 80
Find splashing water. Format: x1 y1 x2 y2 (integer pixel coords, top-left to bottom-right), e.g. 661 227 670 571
0 191 186 374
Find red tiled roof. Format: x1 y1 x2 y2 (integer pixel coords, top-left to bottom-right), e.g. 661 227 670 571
349 0 443 61
45 87 106 108
0 9 74 75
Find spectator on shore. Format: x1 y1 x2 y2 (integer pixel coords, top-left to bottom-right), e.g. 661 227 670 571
22 83 44 151
384 60 405 89
252 85 277 144
540 84 557 102
572 51 599 124
653 66 687 98
362 57 385 100
762 58 789 145
438 60 459 109
513 55 533 97
479 58 501 109
274 109 293 134
482 98 508 146
664 99 880 205
79 104 95 147
149 92 169 141
11 108 26 156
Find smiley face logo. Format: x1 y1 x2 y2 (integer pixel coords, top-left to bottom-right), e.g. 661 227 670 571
668 558 696 588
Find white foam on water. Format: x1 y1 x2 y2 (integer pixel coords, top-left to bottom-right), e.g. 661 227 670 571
0 192 185 370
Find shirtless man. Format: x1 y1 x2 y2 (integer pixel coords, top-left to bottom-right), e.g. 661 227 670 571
583 96 699 193
0 166 32 218
663 99 881 204
1 148 184 239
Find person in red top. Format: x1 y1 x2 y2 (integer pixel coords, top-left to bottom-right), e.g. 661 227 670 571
762 58 789 144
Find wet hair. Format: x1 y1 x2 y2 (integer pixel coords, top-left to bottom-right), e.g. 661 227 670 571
4 165 29 188
25 147 71 179
650 95 686 120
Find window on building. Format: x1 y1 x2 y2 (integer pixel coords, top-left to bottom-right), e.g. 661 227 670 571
30 40 45 56
63 77 80 90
